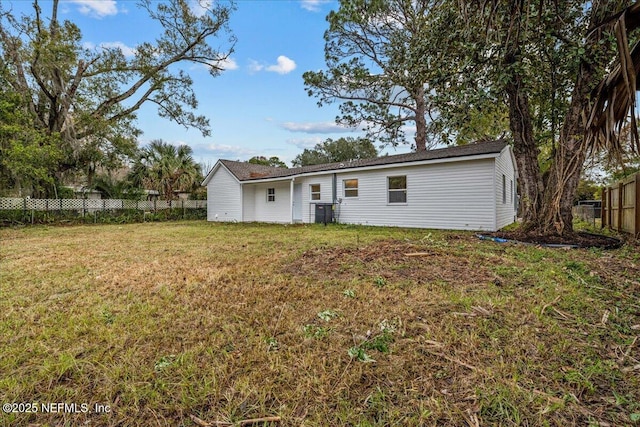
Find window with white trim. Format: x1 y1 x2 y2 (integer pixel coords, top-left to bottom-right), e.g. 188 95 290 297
343 179 358 198
510 179 513 204
388 176 407 203
502 174 506 204
310 184 321 200
267 188 275 202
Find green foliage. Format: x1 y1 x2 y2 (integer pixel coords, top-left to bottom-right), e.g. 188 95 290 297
0 91 62 197
317 309 339 322
302 324 330 339
264 336 279 351
0 207 206 226
373 276 387 288
292 137 378 166
55 186 75 199
342 289 356 298
247 156 288 168
303 0 452 150
0 0 234 195
129 140 202 200
433 0 591 150
92 175 145 200
347 346 375 362
154 355 176 372
575 178 600 202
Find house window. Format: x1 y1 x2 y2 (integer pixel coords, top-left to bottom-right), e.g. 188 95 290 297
388 176 407 203
510 179 513 204
267 188 275 202
310 184 321 200
344 179 358 198
502 174 506 204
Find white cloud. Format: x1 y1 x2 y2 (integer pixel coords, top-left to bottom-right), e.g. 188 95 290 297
248 60 264 74
189 0 212 18
266 56 297 75
281 121 355 134
203 143 257 158
214 57 239 71
300 0 331 12
99 41 136 58
67 0 118 18
286 137 324 149
248 56 296 75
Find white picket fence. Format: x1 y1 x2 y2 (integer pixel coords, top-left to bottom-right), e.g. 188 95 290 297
0 198 206 212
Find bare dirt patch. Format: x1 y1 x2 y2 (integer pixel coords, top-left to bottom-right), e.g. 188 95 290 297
286 239 496 287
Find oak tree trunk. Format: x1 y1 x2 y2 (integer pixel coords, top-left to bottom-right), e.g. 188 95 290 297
504 1 619 236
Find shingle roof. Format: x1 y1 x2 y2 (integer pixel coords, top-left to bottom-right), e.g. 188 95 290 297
215 140 508 182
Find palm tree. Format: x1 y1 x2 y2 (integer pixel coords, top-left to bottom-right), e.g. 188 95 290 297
129 140 202 200
587 3 640 161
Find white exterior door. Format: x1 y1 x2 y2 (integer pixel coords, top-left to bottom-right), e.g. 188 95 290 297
292 183 302 222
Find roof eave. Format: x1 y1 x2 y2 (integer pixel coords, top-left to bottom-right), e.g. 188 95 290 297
202 160 242 186
238 151 501 183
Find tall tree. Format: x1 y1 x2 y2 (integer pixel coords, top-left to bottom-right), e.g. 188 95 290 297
247 156 288 168
129 140 202 200
0 0 235 194
0 83 62 197
444 0 631 235
292 137 377 166
303 0 450 151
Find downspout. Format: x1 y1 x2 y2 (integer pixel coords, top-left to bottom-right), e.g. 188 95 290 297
332 173 337 223
332 173 337 203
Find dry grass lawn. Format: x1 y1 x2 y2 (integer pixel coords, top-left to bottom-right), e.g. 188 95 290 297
0 221 639 426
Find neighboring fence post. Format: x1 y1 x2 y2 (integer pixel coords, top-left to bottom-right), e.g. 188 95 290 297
607 187 613 230
83 198 86 218
617 182 624 233
601 188 606 229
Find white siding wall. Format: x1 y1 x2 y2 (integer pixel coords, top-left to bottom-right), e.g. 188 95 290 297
298 175 334 223
335 159 497 231
494 147 517 229
249 181 292 223
207 166 242 221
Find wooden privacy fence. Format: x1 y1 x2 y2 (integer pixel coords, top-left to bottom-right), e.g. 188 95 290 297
0 197 206 213
601 173 640 236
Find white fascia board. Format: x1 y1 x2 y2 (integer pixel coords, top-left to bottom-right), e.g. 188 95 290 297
241 176 297 184
297 152 500 178
238 152 500 184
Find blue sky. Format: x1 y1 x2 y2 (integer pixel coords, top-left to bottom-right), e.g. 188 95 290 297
6 0 413 167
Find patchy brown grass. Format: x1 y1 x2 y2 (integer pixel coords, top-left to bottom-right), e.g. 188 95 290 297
0 222 639 427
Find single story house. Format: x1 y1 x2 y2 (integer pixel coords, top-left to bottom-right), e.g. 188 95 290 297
202 140 518 231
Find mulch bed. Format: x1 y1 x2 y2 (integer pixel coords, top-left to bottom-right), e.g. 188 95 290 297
486 230 623 249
